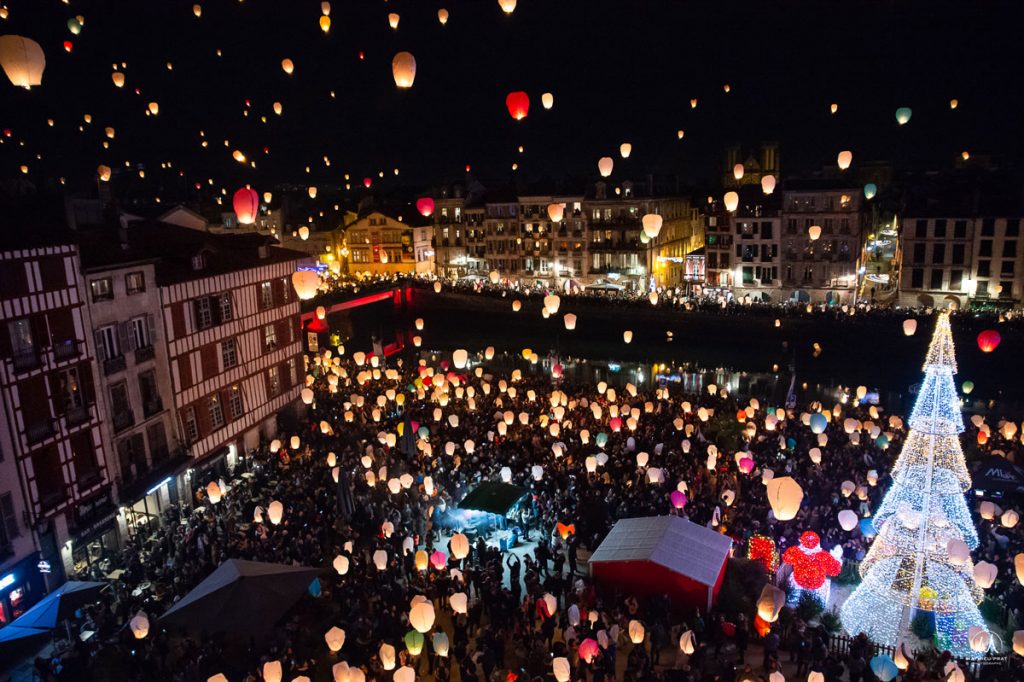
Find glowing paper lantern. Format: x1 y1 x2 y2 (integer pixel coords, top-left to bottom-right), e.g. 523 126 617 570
543 294 561 314
232 187 260 225
623 330 633 343
379 643 397 670
895 107 912 125
973 561 997 589
373 549 388 570
723 191 739 212
620 142 632 159
325 626 346 652
388 13 400 29
206 481 222 504
552 658 570 682
968 626 991 653
869 656 898 682
1013 630 1024 656
450 533 469 559
808 225 822 241
0 35 45 88
628 620 645 644
263 661 283 682
547 203 564 222
267 500 283 525
416 197 435 217
765 476 803 520
837 150 853 170
903 319 917 336
977 329 1001 353
129 611 149 639
392 52 416 88
409 601 435 633
947 539 971 566
333 554 349 575
97 165 112 183
563 313 577 330
1002 509 1019 528
642 214 663 239
499 0 517 14
838 510 858 531
679 630 695 654
541 92 554 109
761 174 776 194
505 91 530 120
292 270 320 300
757 584 786 623
597 157 613 177
449 592 468 613
438 8 449 24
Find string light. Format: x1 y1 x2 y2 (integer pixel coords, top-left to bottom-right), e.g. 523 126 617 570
841 313 989 658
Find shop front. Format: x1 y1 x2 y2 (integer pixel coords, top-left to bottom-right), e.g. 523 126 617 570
66 491 120 581
0 552 47 628
118 452 191 540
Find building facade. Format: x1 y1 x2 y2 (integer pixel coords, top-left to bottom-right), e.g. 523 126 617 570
344 212 416 275
0 242 112 612
971 217 1022 304
779 181 863 304
79 258 181 555
157 231 305 501
898 216 975 309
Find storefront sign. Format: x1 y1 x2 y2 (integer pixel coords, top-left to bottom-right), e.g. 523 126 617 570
0 573 15 590
37 560 51 574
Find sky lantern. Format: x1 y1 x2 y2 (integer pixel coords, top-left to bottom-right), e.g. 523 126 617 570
322 2 331 14
320 16 331 32
677 129 685 139
690 98 698 108
281 58 294 74
273 101 283 115
409 601 435 633
262 661 282 682
733 163 744 180
97 165 112 182
193 4 202 17
761 174 776 194
620 142 632 159
299 226 310 240
903 319 917 336
148 101 159 115
977 329 1000 352
506 91 529 120
547 203 564 222
0 35 46 88
564 313 577 330
723 191 739 212
597 157 613 177
292 270 320 300
417 197 435 216
864 183 877 199
838 510 858 531
388 12 400 29
642 214 663 239
453 349 468 369
552 658 570 682
756 584 785 623
325 626 346 652
392 51 416 88
104 127 115 139
308 186 318 198
129 611 150 639
541 92 554 109
267 500 283 524
512 300 521 312
111 71 125 88
765 476 803 520
438 8 449 24
206 481 222 504
543 294 561 314
895 107 912 125
499 0 517 14
808 224 822 241
233 188 259 224
837 150 853 170
949 98 959 109
830 103 839 114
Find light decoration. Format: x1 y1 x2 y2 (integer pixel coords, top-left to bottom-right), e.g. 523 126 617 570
747 535 779 575
783 531 841 606
840 313 988 658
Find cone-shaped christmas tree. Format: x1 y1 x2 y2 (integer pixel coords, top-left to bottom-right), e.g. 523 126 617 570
841 312 988 658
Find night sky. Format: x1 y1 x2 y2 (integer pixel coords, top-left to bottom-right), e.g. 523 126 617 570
1 0 1023 198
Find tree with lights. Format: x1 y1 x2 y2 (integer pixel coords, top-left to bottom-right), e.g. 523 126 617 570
840 313 988 658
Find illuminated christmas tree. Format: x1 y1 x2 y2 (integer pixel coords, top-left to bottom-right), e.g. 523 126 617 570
840 313 988 658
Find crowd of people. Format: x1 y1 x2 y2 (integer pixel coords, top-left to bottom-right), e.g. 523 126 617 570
21 331 1024 682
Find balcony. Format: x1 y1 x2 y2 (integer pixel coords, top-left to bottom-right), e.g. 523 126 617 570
112 410 135 433
11 349 40 373
134 345 155 364
66 404 91 427
103 355 126 376
53 340 79 362
26 419 55 444
143 397 164 419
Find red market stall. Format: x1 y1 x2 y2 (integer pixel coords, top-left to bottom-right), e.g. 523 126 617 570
589 516 732 612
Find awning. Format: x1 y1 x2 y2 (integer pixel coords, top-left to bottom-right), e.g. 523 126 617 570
160 559 321 637
458 481 528 516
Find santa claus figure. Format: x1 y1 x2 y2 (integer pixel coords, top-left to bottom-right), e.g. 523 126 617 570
783 530 842 605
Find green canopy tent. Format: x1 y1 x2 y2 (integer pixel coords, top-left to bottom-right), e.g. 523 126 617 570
458 481 528 516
